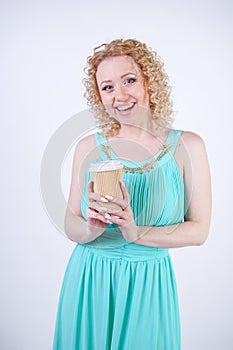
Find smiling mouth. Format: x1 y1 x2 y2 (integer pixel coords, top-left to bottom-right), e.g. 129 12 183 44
116 103 135 112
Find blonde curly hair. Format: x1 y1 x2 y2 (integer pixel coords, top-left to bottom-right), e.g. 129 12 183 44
83 38 173 136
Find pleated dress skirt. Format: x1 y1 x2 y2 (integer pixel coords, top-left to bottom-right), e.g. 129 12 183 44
53 239 181 350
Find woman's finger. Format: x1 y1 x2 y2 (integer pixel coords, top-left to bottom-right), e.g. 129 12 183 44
87 180 94 193
104 195 128 210
88 192 109 203
87 207 111 224
104 211 126 220
88 181 109 203
119 181 130 202
104 192 130 211
88 201 108 213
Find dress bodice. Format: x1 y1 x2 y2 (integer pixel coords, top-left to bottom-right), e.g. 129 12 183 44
81 129 184 249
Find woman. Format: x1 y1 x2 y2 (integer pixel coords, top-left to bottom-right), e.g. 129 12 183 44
53 39 211 349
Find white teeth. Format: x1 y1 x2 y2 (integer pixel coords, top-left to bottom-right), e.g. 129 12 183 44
116 103 135 111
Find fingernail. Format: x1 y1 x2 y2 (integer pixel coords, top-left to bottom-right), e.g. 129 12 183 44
100 197 108 203
105 195 113 200
100 207 108 212
106 220 113 224
104 213 111 220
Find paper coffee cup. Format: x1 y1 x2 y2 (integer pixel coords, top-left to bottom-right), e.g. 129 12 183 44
89 160 123 209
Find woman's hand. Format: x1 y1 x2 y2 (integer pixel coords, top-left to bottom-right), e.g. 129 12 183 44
103 182 138 242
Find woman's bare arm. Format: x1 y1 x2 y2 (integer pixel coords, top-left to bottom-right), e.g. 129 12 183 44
64 134 109 243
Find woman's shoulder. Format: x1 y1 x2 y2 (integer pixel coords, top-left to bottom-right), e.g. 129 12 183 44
73 133 99 161
173 130 209 175
178 130 207 156
180 130 206 147
180 130 204 142
77 133 96 146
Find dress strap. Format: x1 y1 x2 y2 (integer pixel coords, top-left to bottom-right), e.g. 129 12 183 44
165 129 183 155
93 132 111 160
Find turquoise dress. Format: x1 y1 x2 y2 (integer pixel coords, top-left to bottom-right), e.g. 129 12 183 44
53 129 184 350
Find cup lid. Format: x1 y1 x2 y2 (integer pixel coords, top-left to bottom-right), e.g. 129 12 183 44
89 160 123 172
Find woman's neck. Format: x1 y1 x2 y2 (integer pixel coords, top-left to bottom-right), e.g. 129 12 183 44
114 122 162 141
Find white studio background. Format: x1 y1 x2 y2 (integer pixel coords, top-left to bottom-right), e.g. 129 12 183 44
1 0 232 349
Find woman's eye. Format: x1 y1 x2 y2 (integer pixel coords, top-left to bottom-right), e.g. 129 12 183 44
101 85 113 91
124 77 137 85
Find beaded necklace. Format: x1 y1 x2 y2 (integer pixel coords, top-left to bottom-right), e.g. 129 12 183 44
101 143 172 173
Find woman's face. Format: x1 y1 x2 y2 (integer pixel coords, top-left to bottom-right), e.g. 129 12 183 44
96 56 150 122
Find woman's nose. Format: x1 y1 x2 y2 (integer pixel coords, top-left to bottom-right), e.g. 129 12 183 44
114 84 129 101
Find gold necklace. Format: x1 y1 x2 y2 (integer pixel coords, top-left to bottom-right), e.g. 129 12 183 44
101 143 172 173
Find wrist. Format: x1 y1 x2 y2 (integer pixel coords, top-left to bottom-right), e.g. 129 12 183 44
86 222 105 240
121 222 139 242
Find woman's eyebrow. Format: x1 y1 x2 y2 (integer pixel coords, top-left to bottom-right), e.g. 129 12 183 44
100 80 112 86
121 72 136 78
